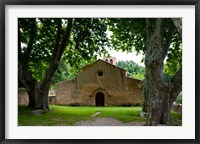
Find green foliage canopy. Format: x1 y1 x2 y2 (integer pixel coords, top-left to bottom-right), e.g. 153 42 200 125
107 18 182 76
116 60 145 80
19 18 110 83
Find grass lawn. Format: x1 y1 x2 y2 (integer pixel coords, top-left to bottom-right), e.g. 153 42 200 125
18 105 182 126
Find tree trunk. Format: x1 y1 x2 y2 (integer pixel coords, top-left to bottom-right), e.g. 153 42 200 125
145 63 171 125
145 18 171 125
18 65 37 108
141 18 183 125
144 18 182 125
35 85 50 110
34 60 61 110
141 78 148 113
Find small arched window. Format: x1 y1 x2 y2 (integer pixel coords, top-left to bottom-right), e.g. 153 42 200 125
105 59 108 62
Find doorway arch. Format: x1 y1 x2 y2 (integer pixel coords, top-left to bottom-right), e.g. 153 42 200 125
95 92 105 106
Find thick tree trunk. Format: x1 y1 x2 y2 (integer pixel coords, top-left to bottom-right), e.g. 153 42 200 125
145 18 172 125
141 79 148 113
145 63 171 125
18 65 37 108
34 60 61 110
142 18 177 116
144 18 182 125
19 67 51 110
160 94 173 125
34 85 50 110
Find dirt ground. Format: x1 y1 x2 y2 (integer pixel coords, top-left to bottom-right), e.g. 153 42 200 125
74 117 145 126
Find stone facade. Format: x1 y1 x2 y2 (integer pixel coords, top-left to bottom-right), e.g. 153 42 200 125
56 59 142 106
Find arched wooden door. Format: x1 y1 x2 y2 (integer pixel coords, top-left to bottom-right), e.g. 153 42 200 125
95 92 105 106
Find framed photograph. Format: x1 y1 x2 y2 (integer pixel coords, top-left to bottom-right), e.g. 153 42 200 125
0 0 199 143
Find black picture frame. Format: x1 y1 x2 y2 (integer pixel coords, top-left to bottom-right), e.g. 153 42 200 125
0 0 199 144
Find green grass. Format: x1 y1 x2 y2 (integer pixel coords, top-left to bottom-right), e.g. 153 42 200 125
18 105 181 126
97 106 145 123
171 111 182 126
18 105 97 126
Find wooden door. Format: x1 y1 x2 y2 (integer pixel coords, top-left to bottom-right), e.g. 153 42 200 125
95 92 105 106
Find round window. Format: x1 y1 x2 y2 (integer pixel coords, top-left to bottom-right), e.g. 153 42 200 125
98 71 103 77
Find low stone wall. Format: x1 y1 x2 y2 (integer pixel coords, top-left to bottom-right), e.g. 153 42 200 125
18 89 29 106
18 89 56 106
172 104 182 114
49 96 56 105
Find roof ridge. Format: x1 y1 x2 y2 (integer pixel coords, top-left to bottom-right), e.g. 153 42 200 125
80 59 127 72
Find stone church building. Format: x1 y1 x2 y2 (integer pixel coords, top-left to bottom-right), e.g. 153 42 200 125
56 57 142 106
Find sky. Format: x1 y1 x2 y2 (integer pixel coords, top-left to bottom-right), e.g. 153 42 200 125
106 48 145 66
105 31 145 66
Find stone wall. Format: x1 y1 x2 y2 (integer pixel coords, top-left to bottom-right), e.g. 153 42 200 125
18 89 29 106
56 79 77 105
18 89 56 106
49 96 56 105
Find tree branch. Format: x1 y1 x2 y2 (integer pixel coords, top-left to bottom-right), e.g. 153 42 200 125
168 18 182 103
40 18 73 91
169 66 182 103
171 18 182 37
18 19 22 61
20 18 37 68
146 18 154 42
163 20 176 58
51 18 73 64
145 18 165 66
60 18 73 55
54 19 62 51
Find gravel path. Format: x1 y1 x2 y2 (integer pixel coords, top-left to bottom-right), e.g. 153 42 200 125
74 118 145 126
